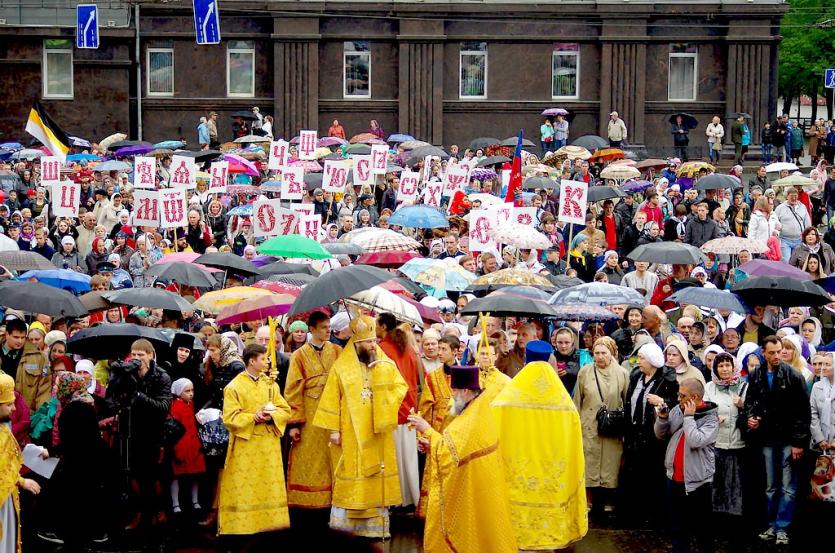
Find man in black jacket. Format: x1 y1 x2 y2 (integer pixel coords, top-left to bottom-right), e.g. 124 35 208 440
734 305 775 347
742 336 810 546
106 339 172 530
683 201 719 248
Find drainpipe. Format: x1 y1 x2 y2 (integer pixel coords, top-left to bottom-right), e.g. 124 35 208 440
135 2 143 140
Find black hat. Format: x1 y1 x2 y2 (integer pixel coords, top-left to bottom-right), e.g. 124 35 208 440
96 261 116 273
358 194 372 203
94 188 107 197
449 365 481 391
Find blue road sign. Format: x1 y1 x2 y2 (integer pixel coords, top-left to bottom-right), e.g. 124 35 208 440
826 69 835 89
76 4 99 49
193 0 221 45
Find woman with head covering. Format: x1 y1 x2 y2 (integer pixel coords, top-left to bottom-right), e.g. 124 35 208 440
810 352 835 453
573 336 630 517
284 320 308 353
160 333 204 406
569 234 596 282
800 317 823 354
780 335 814 388
703 352 747 517
735 341 761 379
664 338 706 385
622 342 679 525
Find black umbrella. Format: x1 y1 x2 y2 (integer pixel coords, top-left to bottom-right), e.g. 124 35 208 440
109 140 151 150
500 137 536 148
231 110 258 121
103 288 194 312
194 252 261 277
256 262 320 278
0 251 54 271
571 135 608 151
68 323 171 359
668 287 750 312
627 242 706 265
304 173 323 190
469 137 500 150
174 149 222 162
266 273 317 287
460 289 557 317
668 112 698 129
726 112 752 120
289 265 396 316
324 243 364 256
0 281 87 318
693 174 741 191
78 291 110 312
545 274 585 290
522 176 559 190
477 155 511 167
405 146 449 165
587 186 626 202
144 262 217 287
732 276 831 308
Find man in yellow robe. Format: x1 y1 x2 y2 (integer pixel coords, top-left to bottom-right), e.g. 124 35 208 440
408 365 517 553
0 373 42 553
491 343 589 551
312 315 407 538
476 336 510 402
285 311 342 510
219 344 292 536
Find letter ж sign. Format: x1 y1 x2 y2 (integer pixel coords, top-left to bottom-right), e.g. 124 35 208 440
76 4 99 49
193 0 221 45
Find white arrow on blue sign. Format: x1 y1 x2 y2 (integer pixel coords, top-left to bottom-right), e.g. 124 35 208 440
76 4 99 49
193 0 221 45
826 69 835 89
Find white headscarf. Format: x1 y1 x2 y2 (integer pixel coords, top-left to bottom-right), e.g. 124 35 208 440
818 353 835 441
171 377 192 398
638 343 665 368
75 359 97 394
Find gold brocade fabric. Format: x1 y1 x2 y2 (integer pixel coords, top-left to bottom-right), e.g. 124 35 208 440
423 392 517 553
285 343 342 508
312 340 407 510
480 366 511 403
491 361 589 550
218 372 291 535
0 425 22 553
416 368 453 519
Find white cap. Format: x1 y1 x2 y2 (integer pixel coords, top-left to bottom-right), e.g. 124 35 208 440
330 311 351 333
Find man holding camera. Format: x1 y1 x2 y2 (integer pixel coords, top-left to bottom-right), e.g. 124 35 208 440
105 339 172 531
655 378 718 553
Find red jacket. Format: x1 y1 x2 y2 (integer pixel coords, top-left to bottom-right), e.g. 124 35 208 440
379 338 419 425
170 398 206 476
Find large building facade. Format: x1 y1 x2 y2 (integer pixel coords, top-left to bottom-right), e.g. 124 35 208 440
0 0 786 153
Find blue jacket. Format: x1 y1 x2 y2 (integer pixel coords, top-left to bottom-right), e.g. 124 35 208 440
198 122 210 145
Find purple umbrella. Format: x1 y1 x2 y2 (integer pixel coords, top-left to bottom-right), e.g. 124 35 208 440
115 145 153 157
318 137 347 147
289 136 300 145
251 255 278 267
542 108 569 116
738 260 810 281
620 179 655 193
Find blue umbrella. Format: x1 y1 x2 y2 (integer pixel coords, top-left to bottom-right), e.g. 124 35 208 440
387 134 415 143
399 258 476 292
154 140 186 149
620 179 655 193
0 142 21 150
388 206 449 229
667 286 749 312
260 180 282 191
549 282 646 307
94 160 131 172
228 204 253 216
18 269 91 294
67 153 101 162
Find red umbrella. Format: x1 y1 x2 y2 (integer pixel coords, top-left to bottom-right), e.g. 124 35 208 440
380 279 414 298
251 280 302 296
402 296 442 323
356 250 422 269
216 294 296 325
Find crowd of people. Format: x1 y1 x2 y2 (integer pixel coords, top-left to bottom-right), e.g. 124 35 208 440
1 108 835 553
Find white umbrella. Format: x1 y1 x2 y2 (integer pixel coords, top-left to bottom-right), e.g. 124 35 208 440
490 222 552 250
468 193 504 207
772 174 818 192
99 133 127 150
234 134 271 144
765 162 798 173
346 286 423 327
339 228 421 253
600 165 641 180
0 234 20 252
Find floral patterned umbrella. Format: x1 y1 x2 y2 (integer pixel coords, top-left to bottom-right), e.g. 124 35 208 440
490 223 552 250
398 258 476 292
701 237 768 255
467 268 555 293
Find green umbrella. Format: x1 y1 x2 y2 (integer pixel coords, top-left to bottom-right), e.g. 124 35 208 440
257 234 334 260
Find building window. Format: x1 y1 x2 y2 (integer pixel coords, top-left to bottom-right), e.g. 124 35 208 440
459 42 487 99
552 43 579 100
227 40 255 98
43 39 73 99
147 48 174 96
668 52 697 102
344 41 371 99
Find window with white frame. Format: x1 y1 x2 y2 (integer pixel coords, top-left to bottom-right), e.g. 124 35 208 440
668 51 698 101
227 40 255 98
552 44 579 99
43 39 73 99
344 41 371 98
459 42 487 99
147 47 174 96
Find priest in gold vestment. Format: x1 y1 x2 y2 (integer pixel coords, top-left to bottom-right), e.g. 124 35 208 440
312 315 408 538
285 311 342 509
408 366 517 553
219 344 292 536
0 373 42 553
491 341 589 551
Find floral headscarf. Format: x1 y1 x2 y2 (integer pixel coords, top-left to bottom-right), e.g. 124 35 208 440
56 372 93 406
711 352 740 387
216 334 243 367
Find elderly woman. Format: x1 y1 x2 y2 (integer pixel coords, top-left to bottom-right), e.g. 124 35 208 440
810 352 835 453
574 336 630 517
622 342 679 525
664 338 706 385
789 226 835 274
704 352 747 517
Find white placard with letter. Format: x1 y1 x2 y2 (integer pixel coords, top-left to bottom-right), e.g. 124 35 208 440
322 160 349 193
268 140 289 170
558 179 589 225
280 166 304 200
397 170 420 203
133 189 160 227
298 130 317 161
133 156 156 189
209 161 228 193
51 181 80 218
159 188 188 228
169 155 197 188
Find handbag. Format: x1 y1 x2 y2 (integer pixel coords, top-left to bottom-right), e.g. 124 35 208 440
197 417 230 458
162 416 186 448
810 449 835 502
593 367 626 437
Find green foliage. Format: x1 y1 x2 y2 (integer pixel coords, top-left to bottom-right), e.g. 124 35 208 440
778 0 835 99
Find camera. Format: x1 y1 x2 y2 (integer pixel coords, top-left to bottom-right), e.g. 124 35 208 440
108 359 141 405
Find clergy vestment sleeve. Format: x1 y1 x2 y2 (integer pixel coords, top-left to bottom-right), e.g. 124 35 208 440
266 384 291 436
284 354 307 424
223 385 257 441
418 377 437 422
312 369 342 431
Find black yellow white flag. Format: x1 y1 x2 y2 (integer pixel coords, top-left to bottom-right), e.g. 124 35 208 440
25 100 71 162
